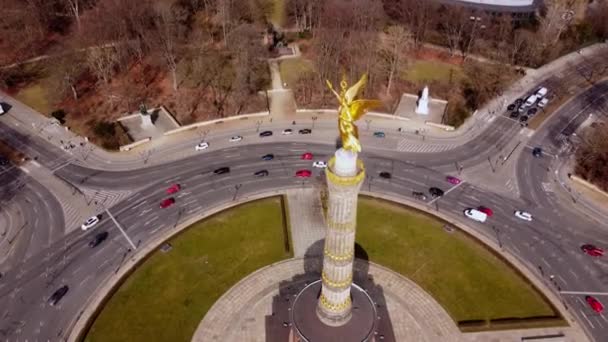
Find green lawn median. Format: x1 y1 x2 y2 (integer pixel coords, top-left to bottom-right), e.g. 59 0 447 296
356 197 563 329
84 197 292 342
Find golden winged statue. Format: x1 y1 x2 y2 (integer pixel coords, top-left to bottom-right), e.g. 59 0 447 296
326 74 382 153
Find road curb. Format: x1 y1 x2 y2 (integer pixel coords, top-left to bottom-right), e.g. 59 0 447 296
66 190 288 342
359 191 589 341
68 189 588 342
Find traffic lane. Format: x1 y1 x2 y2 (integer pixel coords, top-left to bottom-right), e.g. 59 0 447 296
0 121 71 171
373 180 608 339
1 176 305 340
55 114 523 190
2 150 607 339
0 171 63 270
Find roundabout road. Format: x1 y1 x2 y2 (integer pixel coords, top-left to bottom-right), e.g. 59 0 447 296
0 139 607 340
1 77 608 340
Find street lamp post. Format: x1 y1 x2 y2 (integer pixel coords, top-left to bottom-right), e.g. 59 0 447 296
197 128 209 141
233 184 242 201
255 120 263 133
365 119 372 131
487 156 495 173
105 208 137 250
311 116 318 129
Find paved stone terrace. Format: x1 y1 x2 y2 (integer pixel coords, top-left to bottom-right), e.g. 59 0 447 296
192 258 462 341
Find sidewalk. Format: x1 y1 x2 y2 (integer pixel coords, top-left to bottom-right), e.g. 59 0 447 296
554 156 608 225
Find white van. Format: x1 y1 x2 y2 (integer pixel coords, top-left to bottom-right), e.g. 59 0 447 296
536 87 548 98
464 209 487 223
524 95 538 107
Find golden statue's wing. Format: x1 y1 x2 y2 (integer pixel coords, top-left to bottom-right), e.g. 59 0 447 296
344 74 368 104
349 99 382 121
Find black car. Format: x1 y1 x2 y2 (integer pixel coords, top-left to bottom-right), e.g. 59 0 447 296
259 130 273 137
520 115 529 123
298 128 312 135
49 285 69 306
429 187 444 198
509 111 519 119
89 231 109 248
262 154 274 161
507 103 516 111
379 172 391 179
254 170 269 177
412 191 427 200
0 156 9 166
532 147 543 158
527 107 538 116
514 98 524 106
213 167 230 175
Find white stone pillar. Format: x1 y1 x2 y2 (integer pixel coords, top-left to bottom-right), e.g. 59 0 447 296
316 148 365 326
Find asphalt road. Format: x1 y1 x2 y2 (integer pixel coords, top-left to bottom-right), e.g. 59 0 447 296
1 81 608 339
0 138 608 340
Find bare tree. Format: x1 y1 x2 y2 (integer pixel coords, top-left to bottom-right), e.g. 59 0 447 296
438 6 469 56
383 0 437 49
62 0 81 31
217 0 234 45
538 1 572 47
381 25 411 95
154 8 180 91
86 47 118 84
51 54 86 100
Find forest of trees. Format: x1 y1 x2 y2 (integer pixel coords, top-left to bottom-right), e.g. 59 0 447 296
1 0 607 147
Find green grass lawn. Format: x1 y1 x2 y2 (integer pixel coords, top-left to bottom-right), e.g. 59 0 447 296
14 80 53 115
84 197 292 342
279 58 314 87
356 197 557 323
404 60 463 84
270 0 286 28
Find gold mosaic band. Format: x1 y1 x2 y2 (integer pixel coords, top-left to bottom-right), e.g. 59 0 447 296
326 157 365 187
322 271 352 289
326 217 356 232
319 293 352 312
323 248 353 262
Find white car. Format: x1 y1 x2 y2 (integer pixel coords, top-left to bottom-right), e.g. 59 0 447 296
514 210 533 221
282 129 293 135
536 87 548 98
195 141 209 151
81 216 100 231
313 161 327 168
464 209 487 223
229 136 243 142
538 98 549 108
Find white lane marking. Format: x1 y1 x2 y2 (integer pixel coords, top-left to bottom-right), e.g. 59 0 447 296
163 177 180 184
540 257 551 268
138 208 152 217
427 181 466 205
144 216 159 226
79 275 92 287
568 269 579 280
71 266 82 276
132 201 148 210
580 310 595 329
187 206 203 215
96 260 110 270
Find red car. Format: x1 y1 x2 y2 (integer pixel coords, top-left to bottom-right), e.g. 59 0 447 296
586 296 604 313
581 244 604 257
166 184 181 194
477 206 494 217
446 176 461 185
295 170 312 178
301 152 313 160
160 198 175 208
